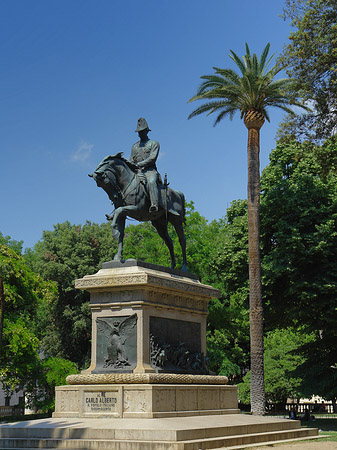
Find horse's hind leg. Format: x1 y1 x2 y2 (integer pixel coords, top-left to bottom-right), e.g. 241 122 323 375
171 217 187 272
151 218 176 269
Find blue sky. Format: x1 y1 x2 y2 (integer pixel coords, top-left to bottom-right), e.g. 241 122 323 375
0 0 293 250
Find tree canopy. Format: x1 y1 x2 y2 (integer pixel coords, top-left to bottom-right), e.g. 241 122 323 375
277 0 337 142
239 328 314 407
0 244 57 396
24 221 117 367
261 137 337 401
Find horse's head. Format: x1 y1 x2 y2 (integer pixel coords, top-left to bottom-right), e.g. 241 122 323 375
89 153 132 205
89 156 120 202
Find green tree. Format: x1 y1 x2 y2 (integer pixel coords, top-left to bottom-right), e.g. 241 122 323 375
239 328 314 408
261 138 337 329
207 200 250 381
30 357 79 412
0 317 41 396
188 43 308 415
211 138 337 404
260 137 337 402
278 0 337 142
0 232 23 255
0 243 57 400
25 221 117 368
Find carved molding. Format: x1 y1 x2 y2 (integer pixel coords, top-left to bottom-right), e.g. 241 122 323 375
75 274 148 289
66 373 228 385
75 272 220 299
146 274 219 297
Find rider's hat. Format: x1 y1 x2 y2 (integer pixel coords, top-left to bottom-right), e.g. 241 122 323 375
135 117 151 132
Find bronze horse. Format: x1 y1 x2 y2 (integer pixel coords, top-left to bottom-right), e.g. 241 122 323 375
89 153 187 271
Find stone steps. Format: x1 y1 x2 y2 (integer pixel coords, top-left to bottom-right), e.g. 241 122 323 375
0 430 320 450
213 434 326 450
0 414 320 450
183 427 319 449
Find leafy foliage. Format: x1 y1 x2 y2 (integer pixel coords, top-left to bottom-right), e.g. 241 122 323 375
261 138 337 332
260 137 337 400
207 138 337 400
24 221 117 368
206 200 250 380
239 328 314 406
0 232 23 255
1 317 41 394
0 244 58 398
277 0 337 142
30 357 79 412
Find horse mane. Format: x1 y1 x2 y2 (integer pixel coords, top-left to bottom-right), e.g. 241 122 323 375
110 152 137 171
94 152 136 175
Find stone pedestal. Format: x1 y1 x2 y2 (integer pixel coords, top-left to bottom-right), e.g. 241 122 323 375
74 259 221 375
54 260 237 419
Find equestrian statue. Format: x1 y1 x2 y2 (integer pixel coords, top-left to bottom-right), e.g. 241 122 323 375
89 118 187 271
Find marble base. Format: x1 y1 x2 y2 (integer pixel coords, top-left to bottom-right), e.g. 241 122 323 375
53 383 239 419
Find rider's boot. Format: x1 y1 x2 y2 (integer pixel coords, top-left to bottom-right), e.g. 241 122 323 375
148 182 159 213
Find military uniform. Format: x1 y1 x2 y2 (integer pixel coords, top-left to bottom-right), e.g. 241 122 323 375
129 118 160 212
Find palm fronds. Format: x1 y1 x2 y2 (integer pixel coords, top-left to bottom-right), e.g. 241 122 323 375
188 43 309 126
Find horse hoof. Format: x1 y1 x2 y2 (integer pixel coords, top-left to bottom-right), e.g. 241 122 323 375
181 264 188 272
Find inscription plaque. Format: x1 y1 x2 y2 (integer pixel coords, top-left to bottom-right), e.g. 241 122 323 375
84 391 118 413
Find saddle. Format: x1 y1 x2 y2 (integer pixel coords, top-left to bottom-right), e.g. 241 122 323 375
134 173 179 216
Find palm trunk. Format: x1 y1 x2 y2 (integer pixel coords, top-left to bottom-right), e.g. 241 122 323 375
246 122 265 415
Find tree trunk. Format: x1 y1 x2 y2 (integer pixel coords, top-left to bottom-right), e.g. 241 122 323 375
246 122 265 415
0 278 4 352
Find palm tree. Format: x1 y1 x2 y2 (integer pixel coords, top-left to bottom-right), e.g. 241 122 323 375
188 43 308 415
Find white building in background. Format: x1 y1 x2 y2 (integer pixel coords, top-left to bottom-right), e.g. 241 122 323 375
0 385 23 406
0 384 24 416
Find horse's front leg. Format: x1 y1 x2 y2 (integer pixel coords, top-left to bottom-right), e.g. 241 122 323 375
108 207 122 238
110 206 139 261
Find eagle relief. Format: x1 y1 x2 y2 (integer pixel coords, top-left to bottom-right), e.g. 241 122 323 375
96 314 137 372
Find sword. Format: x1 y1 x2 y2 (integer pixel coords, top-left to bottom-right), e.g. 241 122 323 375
164 173 169 222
